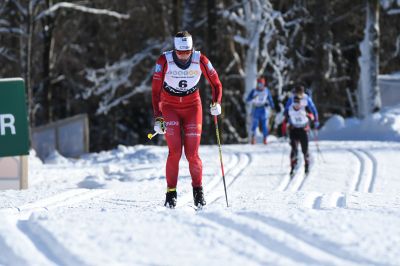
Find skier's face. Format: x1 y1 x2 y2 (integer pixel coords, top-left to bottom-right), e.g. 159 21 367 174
257 82 264 90
175 49 192 61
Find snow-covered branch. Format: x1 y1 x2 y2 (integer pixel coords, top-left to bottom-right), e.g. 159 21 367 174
222 118 248 143
9 0 28 17
36 2 130 20
0 47 17 62
227 40 245 76
387 8 400 15
233 34 249 46
0 19 9 26
295 50 313 64
96 72 153 115
0 27 25 36
327 76 351 83
221 10 246 27
84 40 170 115
394 35 400 56
330 5 364 25
380 0 400 10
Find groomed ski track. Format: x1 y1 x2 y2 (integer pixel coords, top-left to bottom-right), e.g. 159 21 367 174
0 141 399 265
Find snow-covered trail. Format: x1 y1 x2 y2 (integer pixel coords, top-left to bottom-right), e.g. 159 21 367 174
0 141 400 266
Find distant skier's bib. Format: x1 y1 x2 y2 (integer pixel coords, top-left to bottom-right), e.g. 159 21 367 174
252 89 269 107
163 51 202 96
288 105 308 128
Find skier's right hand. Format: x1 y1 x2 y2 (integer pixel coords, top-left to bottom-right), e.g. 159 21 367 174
314 120 320 129
210 102 222 116
154 117 166 134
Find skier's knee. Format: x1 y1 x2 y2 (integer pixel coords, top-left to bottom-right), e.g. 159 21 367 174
185 152 200 163
184 143 200 162
168 149 182 160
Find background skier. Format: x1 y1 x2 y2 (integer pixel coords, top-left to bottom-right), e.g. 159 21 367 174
246 77 275 144
151 31 223 208
283 85 319 176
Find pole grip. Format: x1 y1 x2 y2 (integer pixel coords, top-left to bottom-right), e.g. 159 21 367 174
147 132 159 140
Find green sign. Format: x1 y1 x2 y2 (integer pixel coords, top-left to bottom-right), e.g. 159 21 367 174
0 78 29 157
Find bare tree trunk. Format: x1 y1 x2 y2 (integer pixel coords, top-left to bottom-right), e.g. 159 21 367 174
182 0 195 30
42 0 55 123
173 0 182 33
243 1 261 140
358 0 381 118
26 1 34 127
159 1 172 38
202 0 218 144
312 0 330 106
207 0 217 61
369 0 380 113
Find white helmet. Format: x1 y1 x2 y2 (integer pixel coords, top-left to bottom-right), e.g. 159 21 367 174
174 36 193 51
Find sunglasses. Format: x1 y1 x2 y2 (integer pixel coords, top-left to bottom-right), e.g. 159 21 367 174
176 50 192 56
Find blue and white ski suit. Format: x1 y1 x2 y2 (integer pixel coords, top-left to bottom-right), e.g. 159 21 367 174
246 87 275 137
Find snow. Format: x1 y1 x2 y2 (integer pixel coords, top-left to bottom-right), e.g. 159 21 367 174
378 76 400 107
1 110 400 265
319 103 400 141
43 150 71 165
379 71 400 80
36 2 130 20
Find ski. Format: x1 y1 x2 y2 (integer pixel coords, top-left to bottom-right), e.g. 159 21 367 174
191 204 205 211
290 162 301 179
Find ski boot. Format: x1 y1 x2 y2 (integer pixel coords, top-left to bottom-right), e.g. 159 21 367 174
164 188 177 208
290 160 297 178
290 167 295 178
193 186 206 208
305 164 309 175
263 137 267 145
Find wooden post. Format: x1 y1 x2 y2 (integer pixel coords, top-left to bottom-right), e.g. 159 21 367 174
20 156 28 189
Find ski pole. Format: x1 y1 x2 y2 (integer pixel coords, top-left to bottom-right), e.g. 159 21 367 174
279 123 289 170
214 115 229 207
147 132 158 140
279 137 287 171
313 129 326 163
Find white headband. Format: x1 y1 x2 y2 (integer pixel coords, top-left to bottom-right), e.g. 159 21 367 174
174 36 193 51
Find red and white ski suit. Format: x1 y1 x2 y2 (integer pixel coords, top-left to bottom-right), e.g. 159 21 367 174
152 50 222 189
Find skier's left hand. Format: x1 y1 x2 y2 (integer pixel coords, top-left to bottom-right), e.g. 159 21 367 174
210 103 221 116
154 117 166 134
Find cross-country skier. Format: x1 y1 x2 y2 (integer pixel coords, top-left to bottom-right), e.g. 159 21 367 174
283 85 319 176
151 31 223 208
246 77 275 144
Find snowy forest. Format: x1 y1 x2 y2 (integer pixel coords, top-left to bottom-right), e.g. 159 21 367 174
0 0 399 151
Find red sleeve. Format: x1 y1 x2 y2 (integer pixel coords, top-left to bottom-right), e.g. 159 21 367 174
200 54 222 104
152 55 167 118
